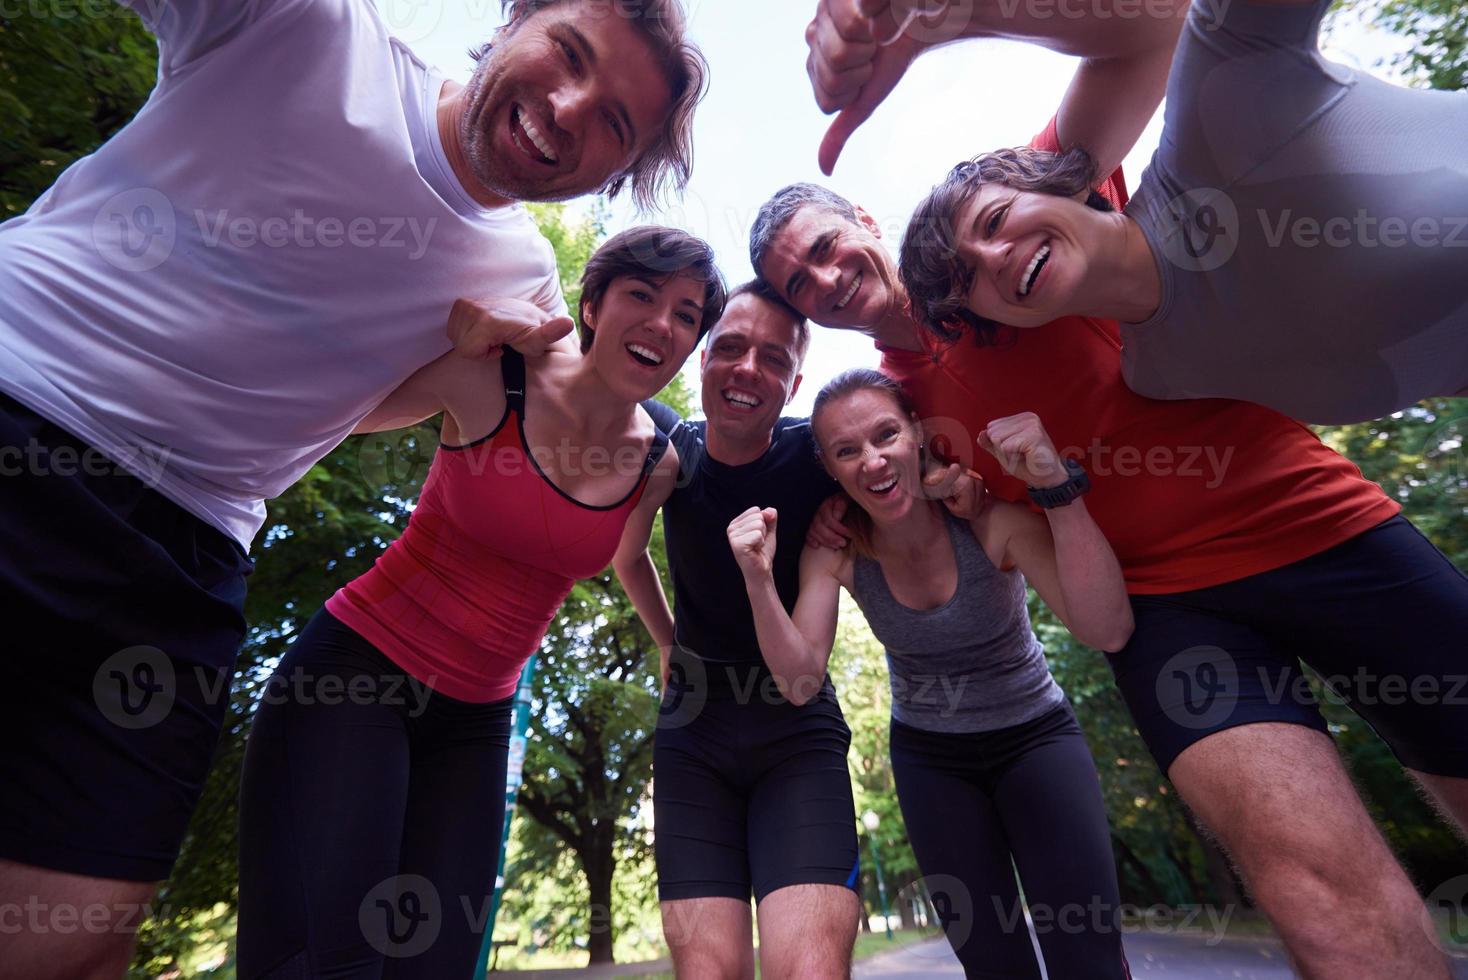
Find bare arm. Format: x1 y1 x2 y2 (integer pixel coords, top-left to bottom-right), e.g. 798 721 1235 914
612 447 680 689
352 352 454 434
728 508 848 706
808 0 1185 174
971 411 1132 651
976 498 1133 652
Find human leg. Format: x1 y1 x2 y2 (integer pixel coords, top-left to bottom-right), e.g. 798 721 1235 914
888 717 1044 979
236 611 415 979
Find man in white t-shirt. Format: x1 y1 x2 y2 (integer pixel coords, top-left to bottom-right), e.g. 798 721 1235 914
0 2 707 976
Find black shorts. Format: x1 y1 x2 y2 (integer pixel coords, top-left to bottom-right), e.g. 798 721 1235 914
653 657 860 904
0 392 253 881
1108 515 1468 777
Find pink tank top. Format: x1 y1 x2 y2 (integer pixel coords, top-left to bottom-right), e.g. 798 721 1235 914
327 351 667 702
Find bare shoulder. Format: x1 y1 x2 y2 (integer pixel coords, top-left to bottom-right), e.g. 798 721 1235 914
802 540 854 589
969 497 1041 571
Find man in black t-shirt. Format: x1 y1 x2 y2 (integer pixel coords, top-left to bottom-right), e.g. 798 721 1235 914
613 281 862 979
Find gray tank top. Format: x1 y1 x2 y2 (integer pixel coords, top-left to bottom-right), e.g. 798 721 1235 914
849 511 1064 734
1122 0 1468 424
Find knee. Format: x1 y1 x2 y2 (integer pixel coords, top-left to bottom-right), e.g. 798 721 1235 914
669 946 754 980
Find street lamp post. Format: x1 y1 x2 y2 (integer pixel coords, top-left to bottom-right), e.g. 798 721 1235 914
862 810 893 941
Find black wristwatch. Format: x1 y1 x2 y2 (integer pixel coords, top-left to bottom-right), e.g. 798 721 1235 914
1027 458 1091 509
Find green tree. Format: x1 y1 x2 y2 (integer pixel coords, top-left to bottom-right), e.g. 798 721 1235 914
0 2 157 215
1345 0 1468 90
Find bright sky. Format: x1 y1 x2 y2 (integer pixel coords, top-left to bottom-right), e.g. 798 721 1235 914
398 0 1411 416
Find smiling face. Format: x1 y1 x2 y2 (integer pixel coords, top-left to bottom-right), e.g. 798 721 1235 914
698 293 804 446
949 182 1108 328
813 388 926 525
760 206 901 331
584 273 706 401
457 3 674 204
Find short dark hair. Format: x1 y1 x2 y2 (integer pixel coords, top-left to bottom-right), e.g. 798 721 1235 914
473 0 709 211
713 279 812 366
578 225 727 353
900 145 1113 346
810 368 922 559
748 183 860 282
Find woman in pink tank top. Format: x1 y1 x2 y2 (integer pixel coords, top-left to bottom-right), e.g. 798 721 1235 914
237 227 726 979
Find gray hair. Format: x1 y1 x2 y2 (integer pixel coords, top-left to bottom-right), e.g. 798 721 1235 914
748 183 859 282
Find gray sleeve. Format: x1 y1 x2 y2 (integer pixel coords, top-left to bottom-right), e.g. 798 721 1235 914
1155 0 1352 189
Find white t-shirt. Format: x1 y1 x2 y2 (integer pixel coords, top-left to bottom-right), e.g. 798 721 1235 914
0 0 567 550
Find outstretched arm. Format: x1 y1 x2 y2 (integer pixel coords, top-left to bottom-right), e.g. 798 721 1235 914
354 295 575 435
612 448 681 690
728 507 847 706
807 0 1185 175
972 412 1132 651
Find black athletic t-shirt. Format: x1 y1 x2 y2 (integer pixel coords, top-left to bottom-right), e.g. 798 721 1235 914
644 401 837 668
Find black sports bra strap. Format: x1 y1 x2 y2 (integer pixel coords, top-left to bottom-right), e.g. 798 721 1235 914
501 348 527 414
643 426 670 476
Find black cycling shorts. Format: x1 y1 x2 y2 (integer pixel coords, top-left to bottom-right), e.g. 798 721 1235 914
1108 515 1468 777
0 392 252 881
653 657 860 904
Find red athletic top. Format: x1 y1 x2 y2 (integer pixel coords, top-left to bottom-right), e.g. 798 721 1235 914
879 119 1399 595
328 351 666 701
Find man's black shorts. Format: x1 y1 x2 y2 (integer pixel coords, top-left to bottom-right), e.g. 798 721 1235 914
1108 515 1468 778
653 657 860 904
0 392 253 881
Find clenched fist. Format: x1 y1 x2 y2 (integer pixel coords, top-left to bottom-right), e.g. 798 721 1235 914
447 296 575 360
977 413 1069 489
727 506 779 578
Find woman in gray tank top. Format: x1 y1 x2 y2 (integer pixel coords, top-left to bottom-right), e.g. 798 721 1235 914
727 369 1134 979
896 0 1468 425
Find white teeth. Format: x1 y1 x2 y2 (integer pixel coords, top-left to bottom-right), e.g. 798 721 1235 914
1019 244 1050 297
834 272 862 311
868 475 898 493
516 107 558 163
627 343 663 365
725 390 759 407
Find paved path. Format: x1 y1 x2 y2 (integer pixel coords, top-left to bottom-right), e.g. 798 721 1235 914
854 933 1468 979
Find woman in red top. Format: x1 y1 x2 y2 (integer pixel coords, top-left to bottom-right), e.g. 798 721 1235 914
237 226 725 980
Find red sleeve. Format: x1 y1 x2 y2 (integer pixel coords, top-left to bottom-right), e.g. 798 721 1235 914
1030 115 1129 210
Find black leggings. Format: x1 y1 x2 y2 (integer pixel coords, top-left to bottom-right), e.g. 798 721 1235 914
890 702 1130 980
237 609 514 979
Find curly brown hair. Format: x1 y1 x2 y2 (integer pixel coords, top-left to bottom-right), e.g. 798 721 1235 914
899 145 1112 346
473 0 708 212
